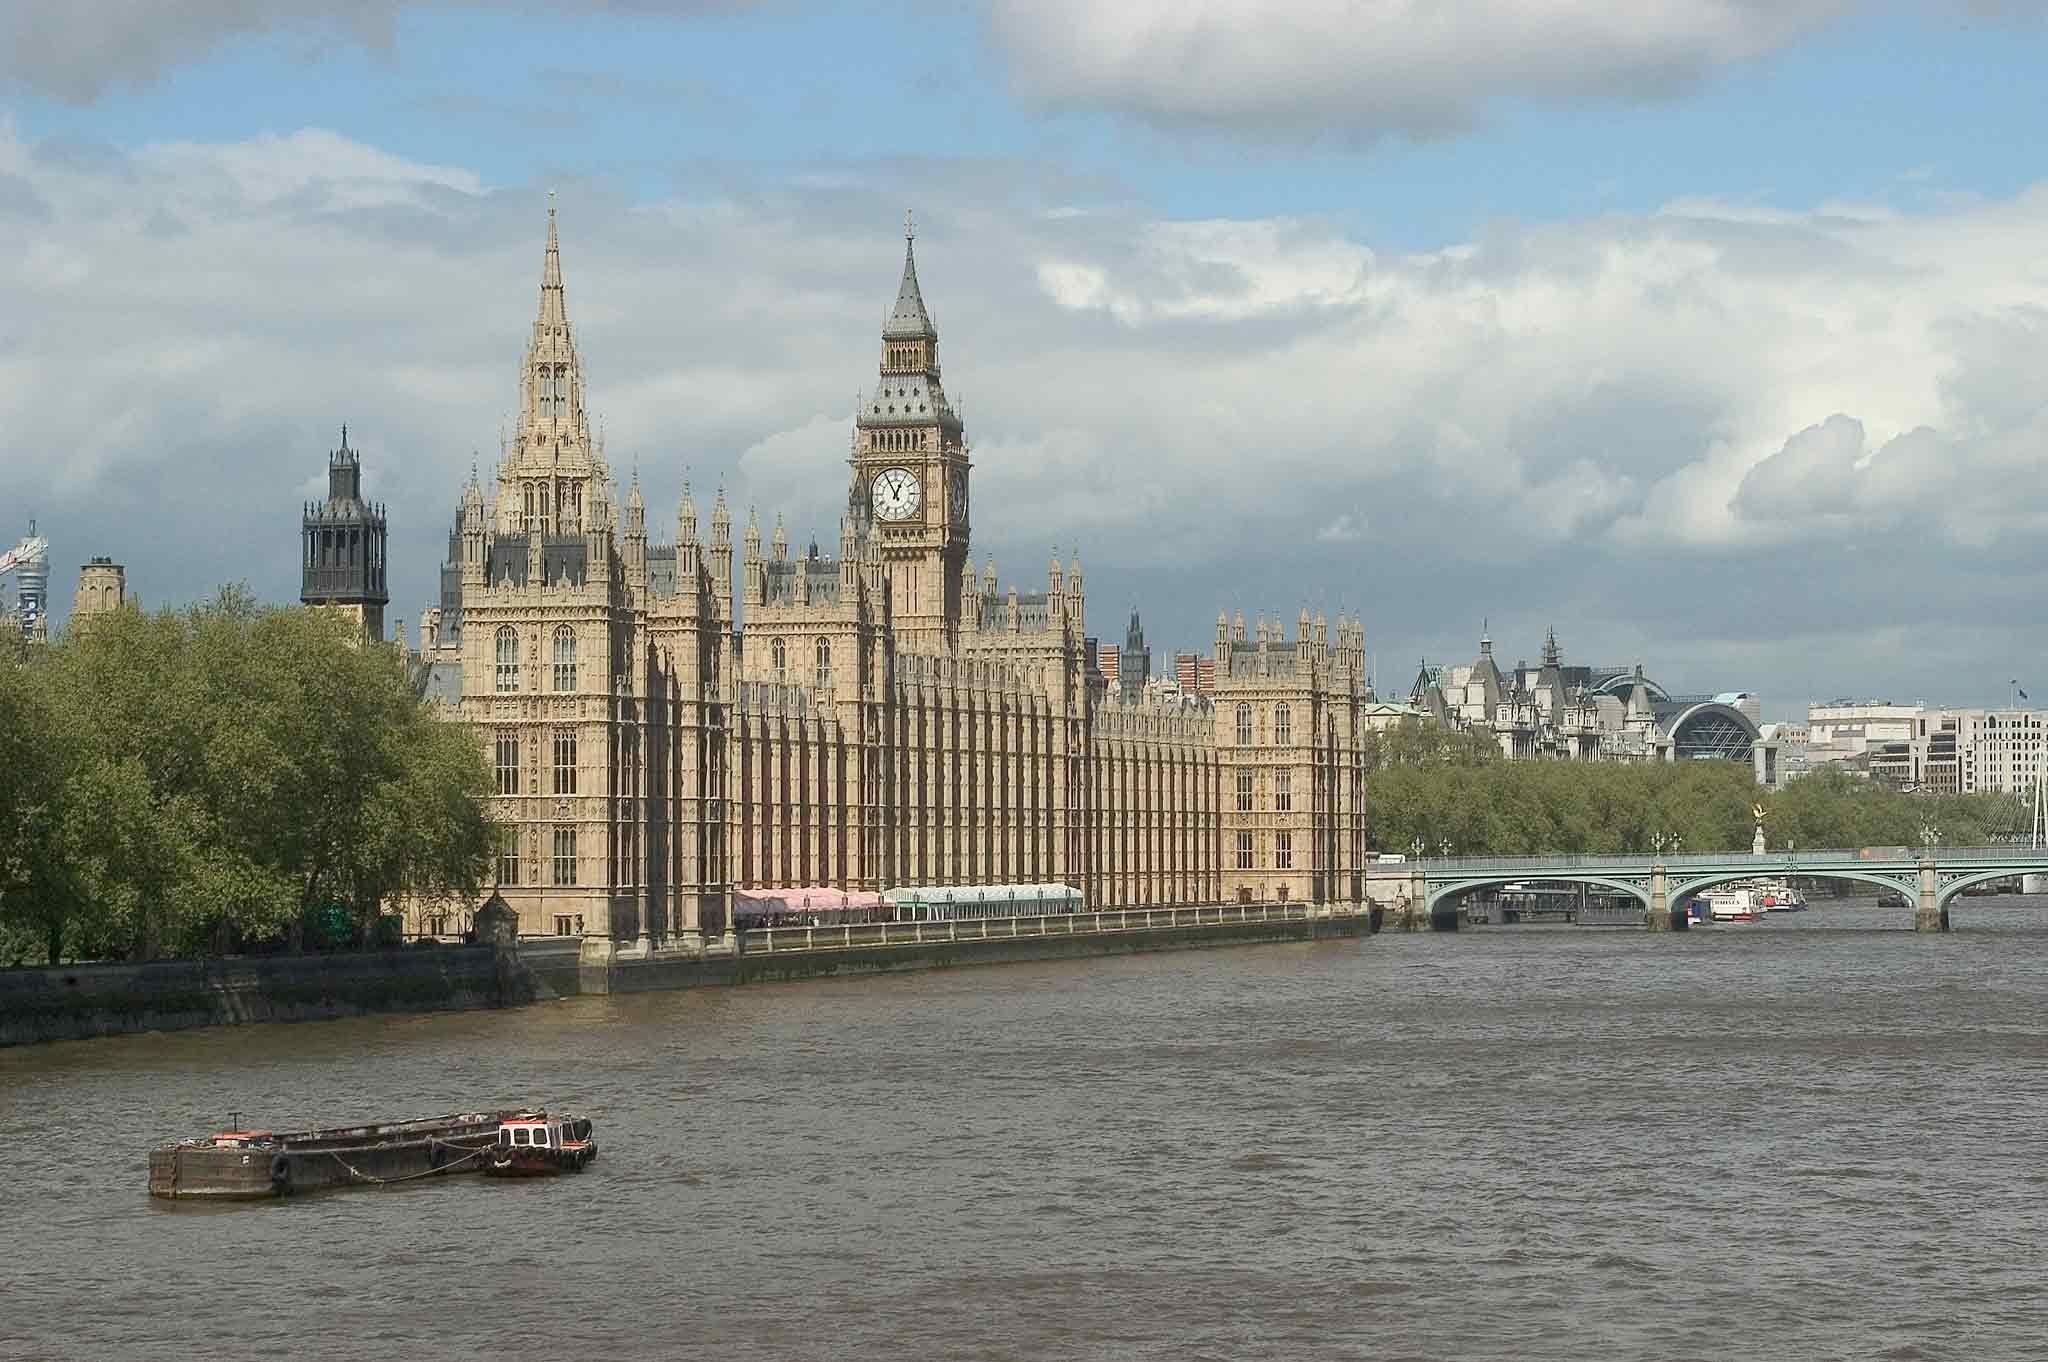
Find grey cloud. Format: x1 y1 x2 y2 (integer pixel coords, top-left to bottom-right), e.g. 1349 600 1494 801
0 1 744 102
4 125 2048 712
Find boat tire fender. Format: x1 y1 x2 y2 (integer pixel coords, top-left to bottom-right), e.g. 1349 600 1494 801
269 1154 292 1195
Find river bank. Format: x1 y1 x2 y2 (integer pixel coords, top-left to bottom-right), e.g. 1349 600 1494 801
0 903 1373 1045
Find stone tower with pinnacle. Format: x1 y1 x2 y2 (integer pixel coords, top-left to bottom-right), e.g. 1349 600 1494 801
301 424 389 639
850 211 972 646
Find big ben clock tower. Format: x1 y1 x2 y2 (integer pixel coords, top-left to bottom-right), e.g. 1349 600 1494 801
852 214 970 645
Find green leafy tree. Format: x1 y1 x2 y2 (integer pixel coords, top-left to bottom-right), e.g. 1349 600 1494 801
7 589 494 961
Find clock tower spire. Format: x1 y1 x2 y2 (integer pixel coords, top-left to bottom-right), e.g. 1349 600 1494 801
853 213 970 645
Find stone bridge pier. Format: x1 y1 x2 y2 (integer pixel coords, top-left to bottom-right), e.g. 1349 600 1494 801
1916 857 1948 933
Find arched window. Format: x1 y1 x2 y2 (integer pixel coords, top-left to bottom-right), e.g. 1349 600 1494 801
815 638 832 692
552 729 578 796
1235 703 1252 746
772 637 786 684
494 731 520 796
1235 769 1253 812
495 627 520 692
1275 703 1292 745
552 626 577 692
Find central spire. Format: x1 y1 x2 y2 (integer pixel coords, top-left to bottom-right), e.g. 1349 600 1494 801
883 209 936 341
539 190 565 325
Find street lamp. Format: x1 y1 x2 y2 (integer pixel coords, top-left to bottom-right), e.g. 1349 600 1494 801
1920 824 1941 850
1411 835 1426 861
1438 837 1453 859
1651 831 1670 856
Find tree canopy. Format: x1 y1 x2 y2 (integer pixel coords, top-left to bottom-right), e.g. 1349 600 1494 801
0 589 493 964
1365 722 2020 857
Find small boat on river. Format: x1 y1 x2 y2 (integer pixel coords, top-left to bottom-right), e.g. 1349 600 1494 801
1703 888 1764 923
1754 880 1808 912
483 1114 598 1177
148 1110 585 1199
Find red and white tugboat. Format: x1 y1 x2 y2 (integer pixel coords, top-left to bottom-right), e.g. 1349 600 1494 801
483 1114 598 1177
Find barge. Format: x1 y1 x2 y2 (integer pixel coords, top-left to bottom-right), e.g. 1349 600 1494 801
149 1110 531 1199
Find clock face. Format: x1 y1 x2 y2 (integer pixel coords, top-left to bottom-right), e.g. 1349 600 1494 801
872 466 922 521
948 466 968 523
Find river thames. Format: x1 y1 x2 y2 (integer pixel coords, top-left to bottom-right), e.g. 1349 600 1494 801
6 897 2048 1361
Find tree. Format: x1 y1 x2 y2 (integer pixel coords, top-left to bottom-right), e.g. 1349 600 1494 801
8 590 495 961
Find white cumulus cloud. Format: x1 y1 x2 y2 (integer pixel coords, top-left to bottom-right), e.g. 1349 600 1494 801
986 0 1853 138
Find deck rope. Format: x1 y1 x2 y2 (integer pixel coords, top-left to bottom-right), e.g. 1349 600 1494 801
320 1140 489 1185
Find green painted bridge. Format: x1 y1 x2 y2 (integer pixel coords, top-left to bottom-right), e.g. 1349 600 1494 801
1383 846 2048 932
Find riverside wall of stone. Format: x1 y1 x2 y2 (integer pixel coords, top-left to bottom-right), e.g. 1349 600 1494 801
0 911 1375 1045
595 909 1374 994
0 946 511 1046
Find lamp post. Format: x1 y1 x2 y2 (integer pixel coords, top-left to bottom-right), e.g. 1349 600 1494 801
1438 838 1453 859
1920 824 1940 850
1411 836 1426 862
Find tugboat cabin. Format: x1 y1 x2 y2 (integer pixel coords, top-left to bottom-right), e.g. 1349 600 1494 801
498 1117 589 1150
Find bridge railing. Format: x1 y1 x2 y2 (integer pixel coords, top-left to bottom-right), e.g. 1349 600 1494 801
1417 846 2040 874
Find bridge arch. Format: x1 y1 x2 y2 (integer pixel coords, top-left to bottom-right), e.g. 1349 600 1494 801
1669 869 1921 913
1426 875 1651 913
1935 869 2036 909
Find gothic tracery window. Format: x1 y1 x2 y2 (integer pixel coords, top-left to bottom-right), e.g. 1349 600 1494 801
772 637 786 684
1235 703 1253 746
497 823 521 885
1275 704 1292 745
553 729 578 796
553 626 577 692
495 627 520 692
815 638 832 693
495 731 520 796
552 825 577 886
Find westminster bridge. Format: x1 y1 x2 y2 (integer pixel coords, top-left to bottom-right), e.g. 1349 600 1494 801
1374 846 2048 932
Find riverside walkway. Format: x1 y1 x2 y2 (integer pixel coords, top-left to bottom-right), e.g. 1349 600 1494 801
1383 846 2048 932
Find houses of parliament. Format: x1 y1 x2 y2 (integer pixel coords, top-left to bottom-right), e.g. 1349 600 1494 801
383 206 1369 953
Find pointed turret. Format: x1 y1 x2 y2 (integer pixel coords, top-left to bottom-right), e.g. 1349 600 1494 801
678 481 697 544
883 210 937 342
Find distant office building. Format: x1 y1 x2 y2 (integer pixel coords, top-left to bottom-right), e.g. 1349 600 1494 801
1842 704 2047 797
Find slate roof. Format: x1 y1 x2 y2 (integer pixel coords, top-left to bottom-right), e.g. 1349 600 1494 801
882 236 937 340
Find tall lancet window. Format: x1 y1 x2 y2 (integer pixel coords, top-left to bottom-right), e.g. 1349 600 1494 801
814 638 832 693
552 626 578 692
772 638 786 684
495 628 521 693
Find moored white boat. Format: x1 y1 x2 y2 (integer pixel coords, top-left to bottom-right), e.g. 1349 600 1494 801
1704 888 1764 923
1753 880 1807 913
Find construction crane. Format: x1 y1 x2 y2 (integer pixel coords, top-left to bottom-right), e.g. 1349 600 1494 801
0 520 51 640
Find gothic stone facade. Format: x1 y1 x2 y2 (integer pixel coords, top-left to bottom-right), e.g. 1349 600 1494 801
415 210 1370 947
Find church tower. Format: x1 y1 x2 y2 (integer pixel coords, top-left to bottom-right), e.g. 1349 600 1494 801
301 426 389 639
851 214 970 646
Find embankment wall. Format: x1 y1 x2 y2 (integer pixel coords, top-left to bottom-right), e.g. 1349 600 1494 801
0 946 508 1046
0 911 1375 1045
600 910 1371 994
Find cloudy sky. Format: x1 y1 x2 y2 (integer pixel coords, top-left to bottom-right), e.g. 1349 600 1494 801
3 1 2046 716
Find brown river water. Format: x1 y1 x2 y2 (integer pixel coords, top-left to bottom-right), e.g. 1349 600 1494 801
5 896 2048 1361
